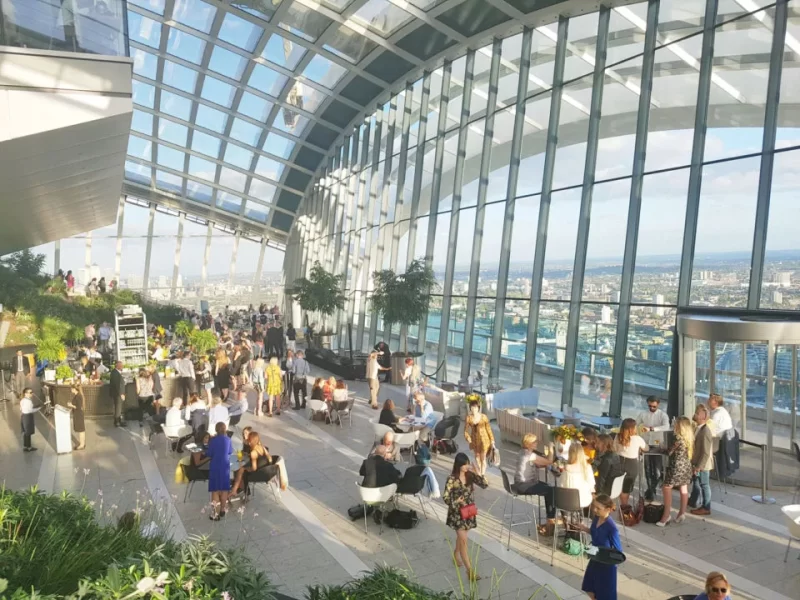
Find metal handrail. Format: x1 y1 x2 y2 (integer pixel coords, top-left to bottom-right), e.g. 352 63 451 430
739 438 775 505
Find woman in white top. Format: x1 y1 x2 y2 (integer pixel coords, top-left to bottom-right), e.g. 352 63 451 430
135 369 155 427
207 396 230 432
561 442 595 508
613 418 649 506
184 393 208 424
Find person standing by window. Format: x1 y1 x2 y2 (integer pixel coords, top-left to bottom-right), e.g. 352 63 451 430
690 404 715 517
366 351 389 410
20 388 41 452
636 396 671 501
443 453 488 582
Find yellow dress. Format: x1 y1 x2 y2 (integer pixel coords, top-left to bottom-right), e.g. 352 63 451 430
465 413 494 456
266 363 282 396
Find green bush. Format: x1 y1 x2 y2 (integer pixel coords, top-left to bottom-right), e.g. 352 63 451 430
54 365 74 381
306 566 453 600
0 488 273 600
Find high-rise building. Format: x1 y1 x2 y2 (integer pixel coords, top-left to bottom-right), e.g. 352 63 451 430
775 272 792 287
601 306 614 324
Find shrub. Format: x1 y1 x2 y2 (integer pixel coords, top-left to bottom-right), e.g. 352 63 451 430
306 566 453 600
188 329 217 356
54 365 74 381
174 320 193 339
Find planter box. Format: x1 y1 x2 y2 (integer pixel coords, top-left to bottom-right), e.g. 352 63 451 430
422 383 463 418
497 408 550 455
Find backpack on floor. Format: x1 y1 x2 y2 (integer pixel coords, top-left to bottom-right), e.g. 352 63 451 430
384 509 419 529
347 504 374 521
432 439 458 455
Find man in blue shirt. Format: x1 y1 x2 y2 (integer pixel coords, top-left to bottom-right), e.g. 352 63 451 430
413 392 436 443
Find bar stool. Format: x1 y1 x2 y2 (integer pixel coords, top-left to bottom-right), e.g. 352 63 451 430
500 470 538 549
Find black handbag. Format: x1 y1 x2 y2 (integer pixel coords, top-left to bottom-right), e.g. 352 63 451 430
643 503 664 524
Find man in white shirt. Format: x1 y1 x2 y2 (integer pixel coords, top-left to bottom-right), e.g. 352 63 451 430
20 388 41 452
708 394 733 437
636 396 671 501
366 351 390 410
175 351 196 403
98 322 112 355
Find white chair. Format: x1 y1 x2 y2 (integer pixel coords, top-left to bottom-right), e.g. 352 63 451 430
163 424 192 455
609 474 628 544
332 397 355 428
307 399 328 421
782 504 800 562
372 422 393 442
393 430 419 462
355 482 397 535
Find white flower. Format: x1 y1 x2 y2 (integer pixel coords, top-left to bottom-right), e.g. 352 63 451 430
237 507 245 515
155 572 169 586
136 577 156 594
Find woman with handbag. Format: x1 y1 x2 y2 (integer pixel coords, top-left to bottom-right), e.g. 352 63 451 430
464 400 495 476
443 452 488 582
657 417 694 526
580 494 623 600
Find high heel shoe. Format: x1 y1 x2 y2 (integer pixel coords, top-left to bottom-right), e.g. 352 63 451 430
656 517 671 528
675 513 686 524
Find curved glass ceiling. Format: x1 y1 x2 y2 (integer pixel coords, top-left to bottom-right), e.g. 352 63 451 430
124 0 640 241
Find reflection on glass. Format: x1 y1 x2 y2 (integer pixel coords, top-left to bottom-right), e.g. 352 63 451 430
279 3 333 42
583 179 630 300
324 25 378 63
262 33 306 70
352 0 412 36
172 0 216 33
218 12 263 52
166 29 205 64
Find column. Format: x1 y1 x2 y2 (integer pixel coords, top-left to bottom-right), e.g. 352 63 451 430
114 198 125 283
170 212 185 301
200 221 212 299
142 204 156 295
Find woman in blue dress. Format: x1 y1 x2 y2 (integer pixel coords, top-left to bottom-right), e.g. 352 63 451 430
206 421 233 521
581 494 622 600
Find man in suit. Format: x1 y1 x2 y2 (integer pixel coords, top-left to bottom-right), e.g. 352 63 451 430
110 361 126 427
13 350 31 399
359 446 402 488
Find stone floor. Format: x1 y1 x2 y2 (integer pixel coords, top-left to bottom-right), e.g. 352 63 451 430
1 367 799 600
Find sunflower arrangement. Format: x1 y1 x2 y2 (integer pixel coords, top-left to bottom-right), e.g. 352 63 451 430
463 392 484 406
550 424 584 443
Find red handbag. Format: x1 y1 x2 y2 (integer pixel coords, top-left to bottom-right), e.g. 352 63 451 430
460 503 478 520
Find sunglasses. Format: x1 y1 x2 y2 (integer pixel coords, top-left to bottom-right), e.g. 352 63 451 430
710 587 728 594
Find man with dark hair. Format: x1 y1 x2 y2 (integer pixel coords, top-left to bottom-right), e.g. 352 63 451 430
636 395 670 501
110 361 126 427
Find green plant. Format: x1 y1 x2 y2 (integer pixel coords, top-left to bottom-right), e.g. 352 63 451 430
306 566 452 600
35 336 66 363
371 259 437 353
188 329 217 356
54 365 74 381
291 261 346 328
1 249 46 281
174 320 193 339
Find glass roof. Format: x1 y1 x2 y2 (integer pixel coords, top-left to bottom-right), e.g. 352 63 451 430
124 0 635 241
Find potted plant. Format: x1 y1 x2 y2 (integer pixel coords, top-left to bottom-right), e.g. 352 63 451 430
36 335 66 382
370 259 436 384
291 261 346 349
188 329 217 356
55 364 74 385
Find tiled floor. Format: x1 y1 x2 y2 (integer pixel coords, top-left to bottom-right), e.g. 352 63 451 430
1 367 798 600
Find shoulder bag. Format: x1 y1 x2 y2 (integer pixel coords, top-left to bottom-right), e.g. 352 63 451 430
459 503 478 520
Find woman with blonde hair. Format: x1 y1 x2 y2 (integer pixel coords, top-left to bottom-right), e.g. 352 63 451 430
562 441 596 508
657 416 694 526
613 418 648 507
695 571 731 600
265 356 283 417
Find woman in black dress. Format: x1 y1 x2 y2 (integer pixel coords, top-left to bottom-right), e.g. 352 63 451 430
67 384 86 450
214 349 232 401
379 399 402 433
443 452 488 582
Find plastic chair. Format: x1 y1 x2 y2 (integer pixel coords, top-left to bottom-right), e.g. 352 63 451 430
332 397 355 427
551 487 588 567
355 482 397 535
163 424 192 455
395 464 429 518
307 399 328 421
248 466 282 503
181 463 209 502
609 474 629 544
372 422 394 442
500 470 538 550
393 430 419 462
782 504 800 562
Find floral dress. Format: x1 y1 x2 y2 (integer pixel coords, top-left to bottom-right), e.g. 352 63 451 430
663 436 692 487
266 363 283 396
443 473 488 531
465 414 494 457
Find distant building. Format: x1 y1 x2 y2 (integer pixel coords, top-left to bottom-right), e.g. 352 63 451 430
775 272 792 287
612 291 621 303
601 306 613 324
772 290 783 305
652 294 665 316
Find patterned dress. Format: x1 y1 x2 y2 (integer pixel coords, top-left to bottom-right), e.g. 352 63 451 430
266 363 282 396
663 436 692 487
443 473 488 531
465 414 495 457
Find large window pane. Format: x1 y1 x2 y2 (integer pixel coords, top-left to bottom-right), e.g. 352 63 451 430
507 194 540 299
533 300 570 411
541 188 580 301
582 179 630 301
573 303 618 416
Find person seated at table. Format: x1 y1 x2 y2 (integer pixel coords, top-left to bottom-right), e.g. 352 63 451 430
370 430 401 462
227 394 249 419
562 442 596 509
360 445 403 488
208 396 230 432
78 355 95 377
379 399 403 433
413 391 437 444
581 427 598 464
613 418 648 507
332 379 348 403
240 426 253 455
310 377 324 401
231 431 282 498
322 376 336 402
694 571 732 600
162 398 192 453
512 433 556 535
190 431 211 470
184 393 207 430
594 434 623 497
